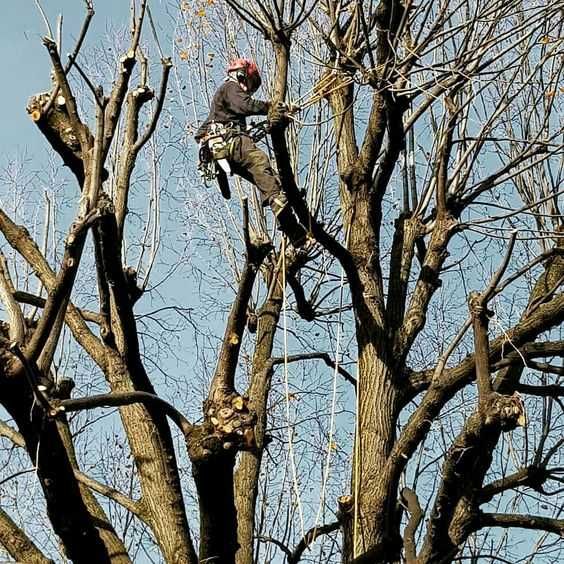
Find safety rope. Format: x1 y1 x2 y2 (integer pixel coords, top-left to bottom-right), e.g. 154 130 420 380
312 261 347 543
281 236 306 539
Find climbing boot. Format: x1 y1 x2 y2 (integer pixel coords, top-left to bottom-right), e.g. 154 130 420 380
270 193 308 248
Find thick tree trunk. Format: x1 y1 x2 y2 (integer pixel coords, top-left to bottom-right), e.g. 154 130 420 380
346 336 401 562
106 356 197 564
193 453 238 564
234 285 283 564
4 382 111 564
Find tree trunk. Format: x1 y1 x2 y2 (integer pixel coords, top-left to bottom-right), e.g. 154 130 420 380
234 275 284 564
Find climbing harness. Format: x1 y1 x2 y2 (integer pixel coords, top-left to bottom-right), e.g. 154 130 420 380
197 121 271 200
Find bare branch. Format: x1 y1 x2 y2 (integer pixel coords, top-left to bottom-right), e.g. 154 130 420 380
42 36 88 148
133 57 173 153
0 506 54 564
479 512 564 537
270 352 357 388
58 391 193 438
288 521 340 564
401 487 423 564
0 253 25 344
13 290 102 325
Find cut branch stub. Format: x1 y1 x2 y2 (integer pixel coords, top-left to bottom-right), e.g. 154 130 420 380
27 93 107 187
205 393 256 451
187 393 257 463
481 392 526 431
28 92 87 185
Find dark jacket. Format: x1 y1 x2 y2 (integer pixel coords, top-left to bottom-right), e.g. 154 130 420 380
195 79 269 140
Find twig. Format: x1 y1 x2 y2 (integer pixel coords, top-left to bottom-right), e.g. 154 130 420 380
134 57 173 152
33 0 54 39
146 4 165 60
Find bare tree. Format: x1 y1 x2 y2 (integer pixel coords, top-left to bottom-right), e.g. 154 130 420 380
1 1 563 563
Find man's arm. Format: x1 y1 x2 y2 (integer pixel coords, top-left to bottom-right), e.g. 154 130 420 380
225 82 269 116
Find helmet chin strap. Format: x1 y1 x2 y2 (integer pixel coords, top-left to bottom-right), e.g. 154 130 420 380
227 71 249 91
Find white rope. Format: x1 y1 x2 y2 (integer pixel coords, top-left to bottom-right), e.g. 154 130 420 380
312 263 347 541
281 237 306 539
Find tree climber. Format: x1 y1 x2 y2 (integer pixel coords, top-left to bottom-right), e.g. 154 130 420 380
196 57 307 247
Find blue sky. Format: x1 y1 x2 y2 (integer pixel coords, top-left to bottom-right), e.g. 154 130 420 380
0 1 166 155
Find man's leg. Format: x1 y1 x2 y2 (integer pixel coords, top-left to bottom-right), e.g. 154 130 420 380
231 135 307 247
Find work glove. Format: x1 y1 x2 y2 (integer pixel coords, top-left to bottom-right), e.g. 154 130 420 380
268 101 298 129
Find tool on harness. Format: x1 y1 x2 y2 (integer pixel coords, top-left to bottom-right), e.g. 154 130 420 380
198 121 271 200
198 122 237 199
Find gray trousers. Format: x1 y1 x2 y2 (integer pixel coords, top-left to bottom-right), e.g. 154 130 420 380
229 134 281 206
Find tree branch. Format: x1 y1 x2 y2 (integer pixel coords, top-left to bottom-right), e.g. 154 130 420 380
288 521 340 564
0 207 106 369
133 57 172 153
0 253 26 343
479 512 564 536
400 487 423 564
58 391 193 438
0 506 54 564
270 352 357 388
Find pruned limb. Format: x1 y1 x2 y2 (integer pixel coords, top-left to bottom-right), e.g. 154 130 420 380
42 2 95 116
27 91 90 187
101 1 149 155
113 84 155 240
133 57 173 153
42 36 88 148
102 51 137 156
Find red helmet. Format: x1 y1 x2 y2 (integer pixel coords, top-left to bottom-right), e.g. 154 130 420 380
227 58 262 93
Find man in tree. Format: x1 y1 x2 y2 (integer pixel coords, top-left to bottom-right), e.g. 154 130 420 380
196 57 307 247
